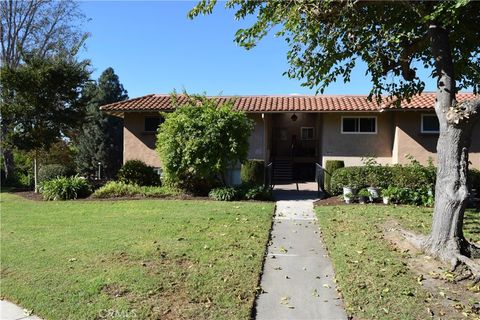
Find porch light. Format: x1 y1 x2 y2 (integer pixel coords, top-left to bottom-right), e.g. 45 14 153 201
291 113 298 122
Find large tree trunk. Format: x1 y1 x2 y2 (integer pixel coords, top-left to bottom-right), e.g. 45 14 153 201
424 25 480 264
1 121 14 181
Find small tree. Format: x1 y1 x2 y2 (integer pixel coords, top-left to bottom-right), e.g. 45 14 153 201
0 54 90 191
75 67 128 179
157 94 253 192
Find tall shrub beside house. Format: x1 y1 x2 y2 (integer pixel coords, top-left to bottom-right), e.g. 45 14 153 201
241 160 264 185
156 94 253 194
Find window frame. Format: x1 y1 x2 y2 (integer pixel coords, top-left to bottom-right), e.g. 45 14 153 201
144 116 162 133
300 127 315 140
421 114 440 134
340 116 377 135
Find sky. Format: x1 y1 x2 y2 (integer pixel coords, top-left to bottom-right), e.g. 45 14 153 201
78 1 439 99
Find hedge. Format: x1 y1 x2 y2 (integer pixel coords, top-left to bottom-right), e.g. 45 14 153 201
330 163 479 196
241 160 264 185
324 160 344 194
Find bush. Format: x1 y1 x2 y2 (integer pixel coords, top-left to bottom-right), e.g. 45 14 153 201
244 185 273 201
324 160 344 193
92 181 178 199
209 184 273 201
209 187 240 201
241 160 264 185
330 167 364 195
38 164 72 183
40 176 91 200
157 94 253 194
92 181 140 198
117 160 159 186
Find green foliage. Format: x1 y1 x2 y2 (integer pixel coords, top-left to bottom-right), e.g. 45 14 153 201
75 68 128 179
92 181 177 199
189 1 480 98
244 185 273 201
1 54 90 154
330 158 437 206
241 160 264 185
324 160 345 193
208 187 240 201
357 188 370 198
157 93 253 193
38 164 72 183
209 184 273 201
117 160 159 186
330 167 365 194
40 176 91 200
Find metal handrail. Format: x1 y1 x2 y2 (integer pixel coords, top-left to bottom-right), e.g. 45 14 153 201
265 162 274 188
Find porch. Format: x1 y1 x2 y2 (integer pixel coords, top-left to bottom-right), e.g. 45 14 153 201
265 112 322 183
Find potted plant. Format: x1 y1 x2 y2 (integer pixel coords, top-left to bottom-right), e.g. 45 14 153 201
343 186 357 198
343 192 354 204
357 188 370 204
381 186 398 205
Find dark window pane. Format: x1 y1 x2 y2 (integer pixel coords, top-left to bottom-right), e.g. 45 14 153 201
359 118 376 132
342 118 357 132
422 115 439 132
144 117 163 132
301 127 314 140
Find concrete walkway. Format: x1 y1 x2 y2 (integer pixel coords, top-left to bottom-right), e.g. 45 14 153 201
255 189 347 319
0 300 41 320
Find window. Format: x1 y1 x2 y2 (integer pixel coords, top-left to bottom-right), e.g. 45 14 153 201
144 116 163 133
301 127 315 140
421 114 440 133
341 117 377 134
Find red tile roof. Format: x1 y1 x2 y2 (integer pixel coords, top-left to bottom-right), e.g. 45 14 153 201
100 92 477 113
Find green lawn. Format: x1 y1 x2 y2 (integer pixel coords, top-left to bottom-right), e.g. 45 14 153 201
0 193 274 319
316 204 479 320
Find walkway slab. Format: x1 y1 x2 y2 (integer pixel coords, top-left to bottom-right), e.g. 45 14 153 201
0 300 42 320
255 200 347 320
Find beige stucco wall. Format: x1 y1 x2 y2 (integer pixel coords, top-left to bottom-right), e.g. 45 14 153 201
124 112 162 167
393 112 480 169
321 112 394 167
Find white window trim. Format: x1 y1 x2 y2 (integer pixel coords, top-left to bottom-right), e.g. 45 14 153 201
300 127 315 140
421 114 440 134
341 116 377 134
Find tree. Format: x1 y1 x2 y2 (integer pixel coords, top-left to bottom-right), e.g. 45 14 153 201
189 1 480 279
75 68 128 179
0 54 90 190
0 0 88 180
157 94 253 193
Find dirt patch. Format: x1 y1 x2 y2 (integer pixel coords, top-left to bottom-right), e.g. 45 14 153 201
102 283 130 298
12 191 44 201
381 220 480 319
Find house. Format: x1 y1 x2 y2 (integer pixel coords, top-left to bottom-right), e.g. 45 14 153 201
100 92 479 183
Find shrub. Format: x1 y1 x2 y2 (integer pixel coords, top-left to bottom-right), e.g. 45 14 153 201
92 181 178 198
157 94 253 194
244 185 273 201
38 164 71 183
241 160 265 185
324 160 344 193
92 181 140 198
40 176 91 200
117 160 159 186
209 187 240 201
330 167 364 195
